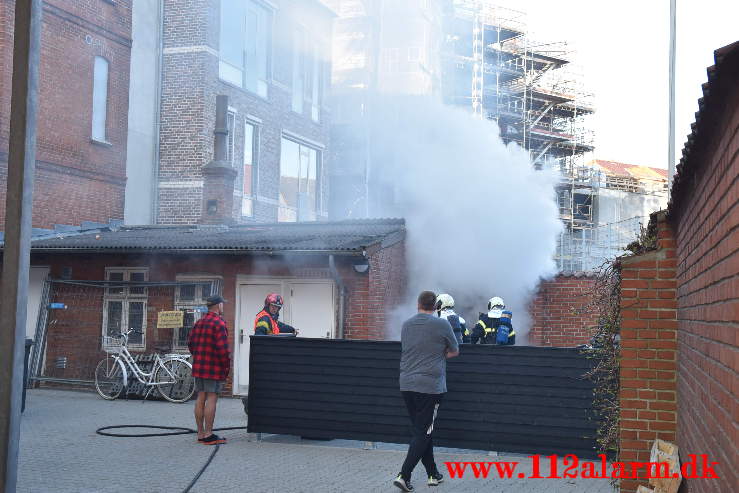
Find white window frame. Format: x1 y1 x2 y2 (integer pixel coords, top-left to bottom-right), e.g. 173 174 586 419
102 268 149 350
218 0 273 98
173 276 223 351
278 136 322 222
91 56 109 143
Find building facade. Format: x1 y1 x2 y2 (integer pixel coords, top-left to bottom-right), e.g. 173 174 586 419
25 218 407 395
154 0 334 225
0 0 132 229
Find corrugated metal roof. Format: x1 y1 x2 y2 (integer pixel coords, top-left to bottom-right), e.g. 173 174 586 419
21 219 405 253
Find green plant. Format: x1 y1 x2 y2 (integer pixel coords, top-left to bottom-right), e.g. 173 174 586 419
579 261 621 468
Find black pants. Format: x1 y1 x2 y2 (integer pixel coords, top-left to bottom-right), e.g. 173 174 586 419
400 391 443 480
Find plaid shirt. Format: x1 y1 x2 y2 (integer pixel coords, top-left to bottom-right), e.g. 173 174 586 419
187 311 230 380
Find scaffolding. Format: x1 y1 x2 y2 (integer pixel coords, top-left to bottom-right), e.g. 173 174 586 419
442 0 599 271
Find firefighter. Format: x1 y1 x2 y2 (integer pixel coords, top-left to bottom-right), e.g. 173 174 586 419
435 293 467 344
254 293 298 336
469 296 515 345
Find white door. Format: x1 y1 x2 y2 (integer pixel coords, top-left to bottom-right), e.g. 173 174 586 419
236 282 281 395
234 279 335 395
288 282 335 339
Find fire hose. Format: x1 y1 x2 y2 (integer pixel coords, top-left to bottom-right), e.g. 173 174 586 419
96 425 248 493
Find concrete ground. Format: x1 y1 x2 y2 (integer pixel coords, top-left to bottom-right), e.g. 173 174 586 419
18 389 617 492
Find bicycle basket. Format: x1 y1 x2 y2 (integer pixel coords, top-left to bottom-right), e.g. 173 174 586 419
102 336 123 353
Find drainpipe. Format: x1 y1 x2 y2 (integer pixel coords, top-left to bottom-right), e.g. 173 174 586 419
328 255 347 339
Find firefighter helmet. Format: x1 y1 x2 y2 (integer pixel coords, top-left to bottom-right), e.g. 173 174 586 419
265 293 284 308
487 296 505 311
436 293 455 311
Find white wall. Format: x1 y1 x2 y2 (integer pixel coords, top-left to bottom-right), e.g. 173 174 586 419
124 0 162 225
595 188 668 226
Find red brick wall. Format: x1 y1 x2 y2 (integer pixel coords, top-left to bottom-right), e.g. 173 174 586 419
669 66 739 493
528 275 598 347
618 213 679 493
0 1 131 229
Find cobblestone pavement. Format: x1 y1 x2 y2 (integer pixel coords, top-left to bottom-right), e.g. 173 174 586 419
18 389 617 492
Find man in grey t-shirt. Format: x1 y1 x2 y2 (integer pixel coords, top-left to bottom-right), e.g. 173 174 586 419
393 291 459 492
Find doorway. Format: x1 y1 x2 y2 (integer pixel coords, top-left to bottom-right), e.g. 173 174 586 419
234 278 335 395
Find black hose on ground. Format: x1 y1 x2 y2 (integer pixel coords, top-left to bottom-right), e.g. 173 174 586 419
96 425 248 493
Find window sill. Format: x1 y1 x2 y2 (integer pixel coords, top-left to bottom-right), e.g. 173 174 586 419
217 77 270 102
91 138 113 147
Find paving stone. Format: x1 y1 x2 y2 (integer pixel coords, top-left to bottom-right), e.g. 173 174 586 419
18 389 617 492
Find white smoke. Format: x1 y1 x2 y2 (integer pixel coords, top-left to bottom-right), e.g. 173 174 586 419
366 96 563 344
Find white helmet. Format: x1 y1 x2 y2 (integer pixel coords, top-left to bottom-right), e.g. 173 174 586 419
436 293 455 311
488 296 505 311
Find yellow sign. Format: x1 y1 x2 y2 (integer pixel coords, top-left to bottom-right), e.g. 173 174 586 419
157 311 184 329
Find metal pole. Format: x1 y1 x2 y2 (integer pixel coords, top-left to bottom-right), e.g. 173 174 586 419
0 0 42 491
668 0 677 195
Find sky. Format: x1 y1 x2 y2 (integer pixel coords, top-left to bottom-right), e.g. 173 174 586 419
492 0 739 169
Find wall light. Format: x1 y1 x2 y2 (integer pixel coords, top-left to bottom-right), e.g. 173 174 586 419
353 259 369 274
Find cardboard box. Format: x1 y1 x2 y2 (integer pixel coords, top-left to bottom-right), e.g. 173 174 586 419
648 439 681 493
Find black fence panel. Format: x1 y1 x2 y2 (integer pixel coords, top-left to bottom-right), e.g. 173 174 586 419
248 337 602 458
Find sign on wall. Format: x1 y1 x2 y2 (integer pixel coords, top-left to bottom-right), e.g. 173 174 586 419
157 310 184 329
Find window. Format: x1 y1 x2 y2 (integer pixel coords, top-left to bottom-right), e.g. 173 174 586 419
292 30 323 122
103 268 148 348
242 121 258 216
219 0 271 98
174 278 222 350
279 137 320 222
91 56 109 142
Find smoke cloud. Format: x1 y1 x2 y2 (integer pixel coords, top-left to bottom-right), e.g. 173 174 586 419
364 96 562 343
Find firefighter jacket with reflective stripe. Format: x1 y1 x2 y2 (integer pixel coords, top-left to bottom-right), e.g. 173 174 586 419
254 309 296 335
469 313 516 345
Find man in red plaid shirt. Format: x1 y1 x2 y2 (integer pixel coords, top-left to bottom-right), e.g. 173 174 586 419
188 295 231 445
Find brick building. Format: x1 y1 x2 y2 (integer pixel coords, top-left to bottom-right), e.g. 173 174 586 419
25 218 405 394
155 0 334 225
0 0 132 229
617 42 738 493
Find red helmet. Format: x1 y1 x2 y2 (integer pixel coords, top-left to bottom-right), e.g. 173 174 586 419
265 293 283 307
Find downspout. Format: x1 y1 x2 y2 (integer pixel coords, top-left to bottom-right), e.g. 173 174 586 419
328 255 346 339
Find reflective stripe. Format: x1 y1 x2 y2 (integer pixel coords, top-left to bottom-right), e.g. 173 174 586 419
255 321 270 330
426 403 440 435
508 330 515 336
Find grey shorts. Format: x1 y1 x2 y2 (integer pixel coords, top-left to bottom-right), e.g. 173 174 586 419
194 378 224 393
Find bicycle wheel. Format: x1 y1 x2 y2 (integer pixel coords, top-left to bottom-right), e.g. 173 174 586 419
155 359 195 403
94 356 125 400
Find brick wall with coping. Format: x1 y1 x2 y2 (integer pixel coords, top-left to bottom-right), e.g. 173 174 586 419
618 212 678 493
529 274 598 347
667 47 739 493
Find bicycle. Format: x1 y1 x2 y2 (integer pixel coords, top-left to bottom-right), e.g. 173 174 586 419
94 328 196 403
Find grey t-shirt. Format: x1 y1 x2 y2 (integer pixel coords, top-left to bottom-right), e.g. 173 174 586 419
399 313 459 394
